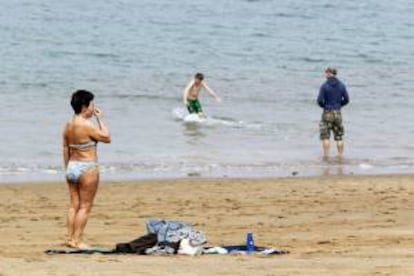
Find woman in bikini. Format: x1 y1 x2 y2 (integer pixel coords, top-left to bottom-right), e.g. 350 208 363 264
62 90 111 249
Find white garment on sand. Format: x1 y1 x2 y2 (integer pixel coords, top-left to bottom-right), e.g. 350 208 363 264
177 238 203 256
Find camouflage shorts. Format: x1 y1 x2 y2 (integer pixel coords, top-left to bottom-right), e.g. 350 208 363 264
319 110 344 141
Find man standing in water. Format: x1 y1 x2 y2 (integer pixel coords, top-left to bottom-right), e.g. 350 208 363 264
317 67 350 159
183 73 221 117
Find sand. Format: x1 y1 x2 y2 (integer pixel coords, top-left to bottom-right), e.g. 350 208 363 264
0 175 413 275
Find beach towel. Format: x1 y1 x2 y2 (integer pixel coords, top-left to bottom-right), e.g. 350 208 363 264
203 245 289 255
44 247 115 255
45 245 289 256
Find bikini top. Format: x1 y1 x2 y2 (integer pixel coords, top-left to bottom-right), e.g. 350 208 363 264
68 140 97 150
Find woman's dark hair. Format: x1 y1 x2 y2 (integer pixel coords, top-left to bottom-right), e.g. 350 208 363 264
70 90 94 114
194 72 204 81
325 67 337 76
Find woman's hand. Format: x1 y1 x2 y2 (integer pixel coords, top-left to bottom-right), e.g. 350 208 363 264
90 108 111 143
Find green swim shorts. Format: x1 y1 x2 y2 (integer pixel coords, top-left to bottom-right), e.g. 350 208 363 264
319 110 344 141
186 99 203 114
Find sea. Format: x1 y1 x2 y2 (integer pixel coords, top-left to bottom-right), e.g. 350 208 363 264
1 0 413 182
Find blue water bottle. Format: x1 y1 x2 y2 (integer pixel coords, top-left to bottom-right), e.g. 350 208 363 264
246 232 255 254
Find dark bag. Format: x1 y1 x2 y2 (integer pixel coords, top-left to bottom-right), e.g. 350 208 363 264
115 233 157 254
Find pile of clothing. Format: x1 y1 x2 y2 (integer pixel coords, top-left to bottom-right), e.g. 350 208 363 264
45 218 289 256
115 219 207 256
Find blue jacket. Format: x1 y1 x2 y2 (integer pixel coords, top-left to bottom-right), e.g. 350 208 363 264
317 77 349 110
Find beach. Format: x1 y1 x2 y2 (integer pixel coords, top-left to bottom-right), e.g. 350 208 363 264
0 175 413 275
1 1 413 275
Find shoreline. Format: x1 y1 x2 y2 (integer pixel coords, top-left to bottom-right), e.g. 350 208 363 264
0 174 413 275
2 156 414 184
2 171 414 185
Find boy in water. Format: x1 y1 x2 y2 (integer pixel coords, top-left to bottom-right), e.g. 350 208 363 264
183 73 221 117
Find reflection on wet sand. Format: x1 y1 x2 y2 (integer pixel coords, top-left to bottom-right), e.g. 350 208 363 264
322 156 345 176
182 123 207 145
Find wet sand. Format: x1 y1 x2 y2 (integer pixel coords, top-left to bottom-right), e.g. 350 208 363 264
0 175 413 275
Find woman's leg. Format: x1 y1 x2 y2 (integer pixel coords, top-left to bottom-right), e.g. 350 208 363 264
72 169 99 248
67 181 80 247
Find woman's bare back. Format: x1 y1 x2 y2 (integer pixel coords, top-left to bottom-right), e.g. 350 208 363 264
64 117 97 161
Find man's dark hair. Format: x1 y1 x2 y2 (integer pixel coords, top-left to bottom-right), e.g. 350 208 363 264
70 90 94 114
325 67 337 76
194 73 204 81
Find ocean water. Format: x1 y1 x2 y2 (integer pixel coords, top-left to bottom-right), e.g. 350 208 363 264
1 0 413 182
